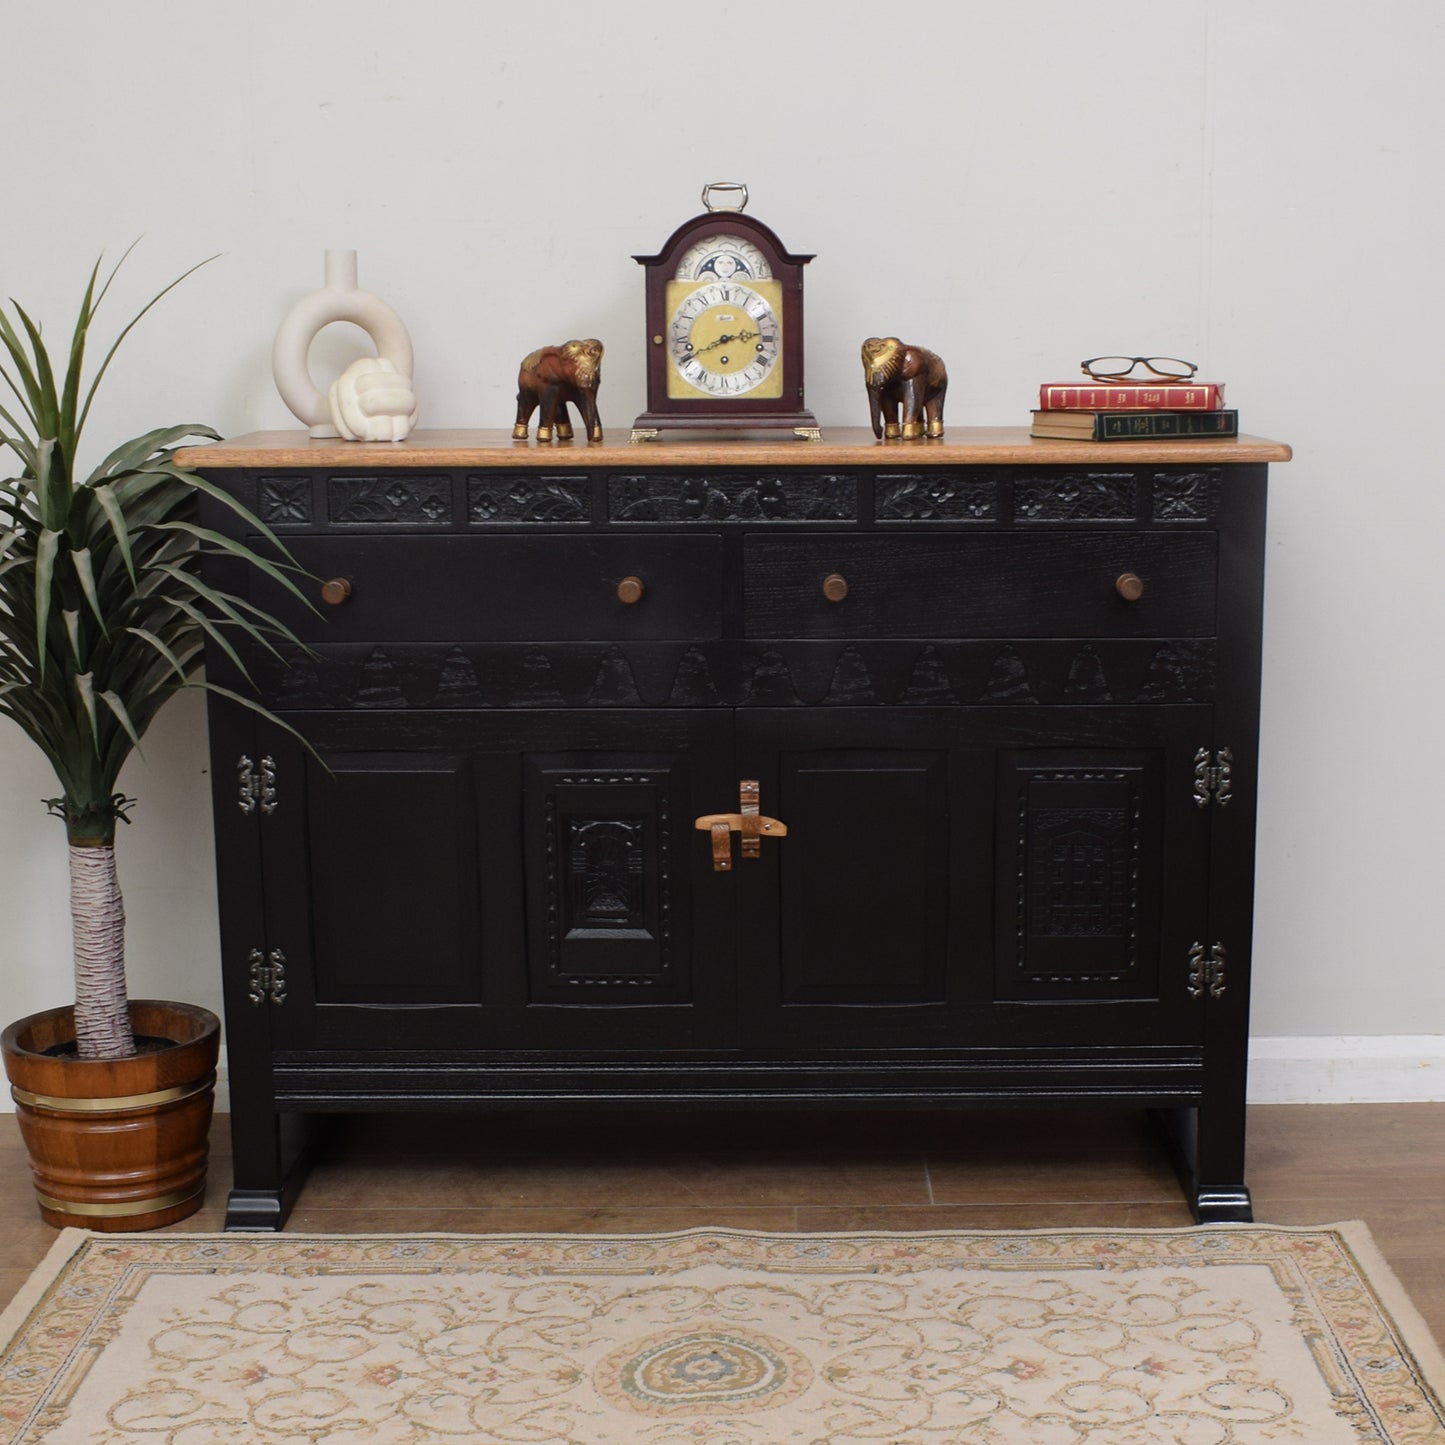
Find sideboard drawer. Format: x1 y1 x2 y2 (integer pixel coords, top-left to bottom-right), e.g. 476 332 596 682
743 533 1218 639
265 535 724 642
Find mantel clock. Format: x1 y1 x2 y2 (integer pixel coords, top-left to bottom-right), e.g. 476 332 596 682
632 182 819 441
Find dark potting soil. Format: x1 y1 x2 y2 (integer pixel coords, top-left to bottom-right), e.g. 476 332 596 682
41 1035 177 1059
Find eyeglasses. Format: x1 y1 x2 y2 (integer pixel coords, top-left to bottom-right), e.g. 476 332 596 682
1080 356 1198 383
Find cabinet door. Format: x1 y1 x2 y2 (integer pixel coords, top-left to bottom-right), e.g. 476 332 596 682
733 707 1212 1052
254 711 735 1053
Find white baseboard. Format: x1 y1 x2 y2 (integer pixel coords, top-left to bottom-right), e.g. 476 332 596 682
7 1039 1445 1113
1246 1036 1445 1104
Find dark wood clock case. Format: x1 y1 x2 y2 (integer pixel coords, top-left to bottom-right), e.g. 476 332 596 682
632 210 818 437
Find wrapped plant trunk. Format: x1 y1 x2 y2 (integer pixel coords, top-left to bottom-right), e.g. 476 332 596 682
1 249 315 1061
69 835 129 1060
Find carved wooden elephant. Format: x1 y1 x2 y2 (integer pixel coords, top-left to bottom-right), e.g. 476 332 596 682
513 338 604 442
861 337 947 440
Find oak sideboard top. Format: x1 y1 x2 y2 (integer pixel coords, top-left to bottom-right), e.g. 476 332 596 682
176 427 1292 470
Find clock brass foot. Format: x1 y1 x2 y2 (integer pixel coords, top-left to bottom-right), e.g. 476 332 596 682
630 428 661 443
794 427 823 441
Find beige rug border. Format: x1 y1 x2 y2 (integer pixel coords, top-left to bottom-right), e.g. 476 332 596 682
4 1219 1442 1400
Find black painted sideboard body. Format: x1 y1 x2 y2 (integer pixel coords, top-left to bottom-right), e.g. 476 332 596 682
190 429 1285 1229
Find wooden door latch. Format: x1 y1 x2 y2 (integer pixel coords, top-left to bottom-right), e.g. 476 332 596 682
694 779 788 871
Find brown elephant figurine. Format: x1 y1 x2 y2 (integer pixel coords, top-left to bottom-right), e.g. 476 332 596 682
513 338 604 442
861 337 947 440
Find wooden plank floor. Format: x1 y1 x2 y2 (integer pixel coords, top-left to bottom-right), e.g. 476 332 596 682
3 1103 1442 1343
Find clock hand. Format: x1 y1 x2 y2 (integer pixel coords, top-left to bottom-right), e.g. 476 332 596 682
693 332 737 355
692 328 761 356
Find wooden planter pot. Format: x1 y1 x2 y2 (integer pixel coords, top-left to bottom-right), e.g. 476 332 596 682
1 1001 220 1231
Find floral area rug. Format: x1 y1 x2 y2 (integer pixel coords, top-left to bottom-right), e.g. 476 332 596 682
2 1224 1442 1443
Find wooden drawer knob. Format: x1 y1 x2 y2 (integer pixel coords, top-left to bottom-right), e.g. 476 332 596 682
822 573 849 604
616 575 645 605
1115 572 1145 602
320 577 353 606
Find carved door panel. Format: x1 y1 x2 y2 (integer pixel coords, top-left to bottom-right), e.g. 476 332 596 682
982 706 1212 1048
255 711 735 1053
733 707 1212 1052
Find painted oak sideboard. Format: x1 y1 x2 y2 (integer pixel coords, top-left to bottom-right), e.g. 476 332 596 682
181 427 1290 1230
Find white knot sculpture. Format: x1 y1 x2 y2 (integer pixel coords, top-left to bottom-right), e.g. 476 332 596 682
272 249 417 440
329 357 418 442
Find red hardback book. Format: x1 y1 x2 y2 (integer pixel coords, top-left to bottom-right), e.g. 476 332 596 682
1039 382 1225 411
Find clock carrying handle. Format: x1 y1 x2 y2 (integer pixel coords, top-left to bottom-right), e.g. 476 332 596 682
702 181 748 213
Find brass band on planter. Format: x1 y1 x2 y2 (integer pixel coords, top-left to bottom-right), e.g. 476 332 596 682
35 1183 206 1219
9 1072 216 1114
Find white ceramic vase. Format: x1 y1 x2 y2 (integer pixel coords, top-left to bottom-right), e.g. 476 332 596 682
272 250 416 439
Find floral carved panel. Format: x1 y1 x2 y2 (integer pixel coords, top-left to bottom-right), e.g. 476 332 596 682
329 475 452 525
1014 473 1137 523
468 475 591 524
609 473 856 523
876 472 998 522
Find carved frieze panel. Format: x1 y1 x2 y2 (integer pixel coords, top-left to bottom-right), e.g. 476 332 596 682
609 472 856 522
1064 646 1113 702
468 474 590 524
1014 473 1137 523
980 647 1037 704
1152 470 1222 523
900 645 959 705
355 648 408 709
254 639 1215 711
876 472 997 522
329 475 452 525
588 648 644 706
823 646 878 705
257 475 314 525
1136 641 1216 703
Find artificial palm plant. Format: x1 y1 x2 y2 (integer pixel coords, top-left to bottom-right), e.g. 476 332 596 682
0 252 308 1061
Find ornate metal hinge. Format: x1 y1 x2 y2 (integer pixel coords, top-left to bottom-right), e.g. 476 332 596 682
1192 747 1234 808
1187 941 1227 1000
247 948 288 1006
238 755 278 816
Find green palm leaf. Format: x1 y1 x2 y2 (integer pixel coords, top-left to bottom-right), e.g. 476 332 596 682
1 249 318 839
33 526 60 678
89 424 220 483
89 483 137 583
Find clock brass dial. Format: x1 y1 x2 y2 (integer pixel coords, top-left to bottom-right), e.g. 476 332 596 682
666 279 783 399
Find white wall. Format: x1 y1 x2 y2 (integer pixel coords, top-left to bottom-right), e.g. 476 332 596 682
3 1 1443 1051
